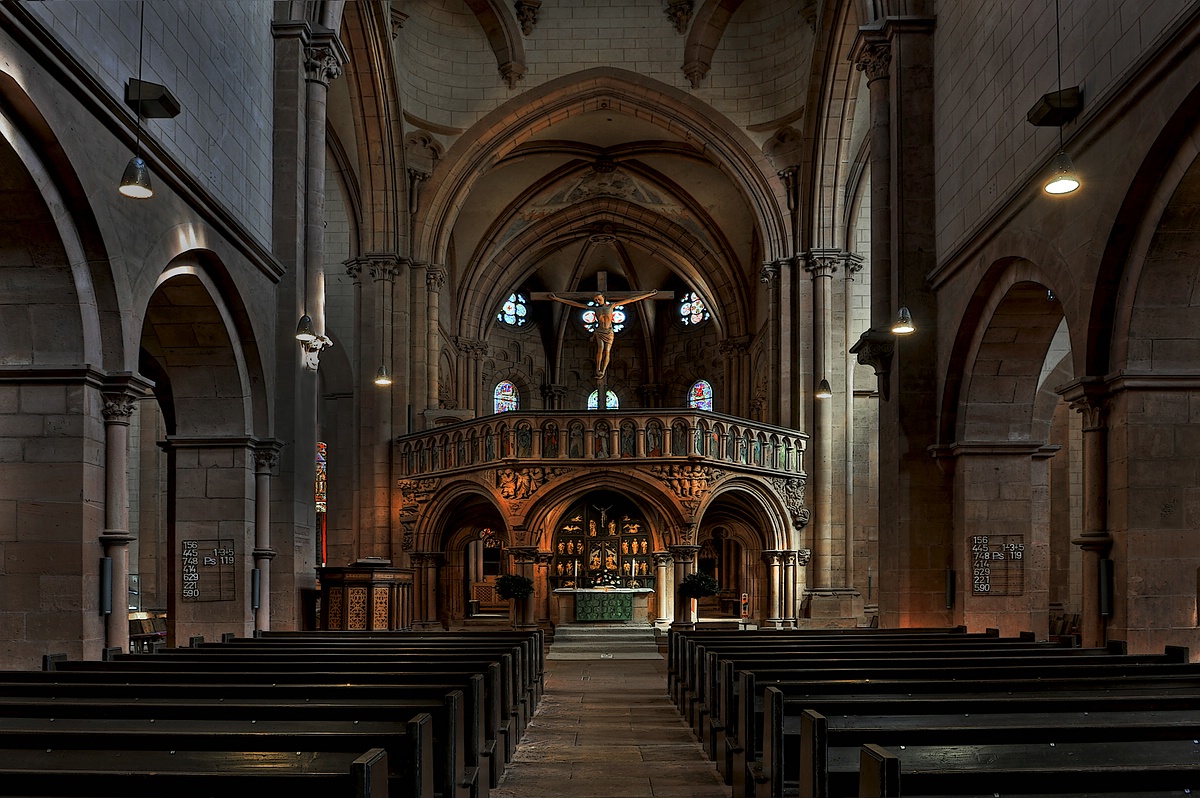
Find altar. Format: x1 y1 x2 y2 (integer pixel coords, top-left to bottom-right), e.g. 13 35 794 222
553 588 654 625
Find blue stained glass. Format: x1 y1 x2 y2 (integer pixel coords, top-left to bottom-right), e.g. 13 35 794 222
688 380 713 411
587 390 619 410
494 381 519 413
497 292 529 327
679 291 710 326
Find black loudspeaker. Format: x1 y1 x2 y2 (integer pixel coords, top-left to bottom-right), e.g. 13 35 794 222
251 567 261 611
98 557 112 616
1099 558 1114 617
945 568 956 609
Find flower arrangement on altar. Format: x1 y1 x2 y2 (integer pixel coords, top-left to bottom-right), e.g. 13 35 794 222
591 571 622 590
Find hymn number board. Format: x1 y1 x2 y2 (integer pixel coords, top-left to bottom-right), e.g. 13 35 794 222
181 539 236 602
971 534 1025 596
551 502 653 589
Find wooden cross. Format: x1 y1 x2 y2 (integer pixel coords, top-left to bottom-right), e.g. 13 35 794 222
531 272 674 394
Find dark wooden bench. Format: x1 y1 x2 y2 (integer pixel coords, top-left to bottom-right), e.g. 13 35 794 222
0 745 392 797
797 697 1200 798
724 651 1198 798
858 738 1200 798
0 690 463 798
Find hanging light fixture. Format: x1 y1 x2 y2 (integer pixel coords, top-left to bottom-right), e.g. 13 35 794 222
815 378 833 399
892 306 915 335
375 269 392 388
1043 0 1080 195
118 2 153 199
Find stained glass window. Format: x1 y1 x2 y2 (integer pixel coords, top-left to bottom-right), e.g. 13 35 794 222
315 441 328 513
587 390 619 410
679 291 710 326
497 292 528 327
688 380 713 411
582 301 626 333
494 381 519 413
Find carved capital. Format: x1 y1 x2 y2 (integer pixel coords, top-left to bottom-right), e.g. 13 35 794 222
499 61 527 89
795 548 812 566
760 260 781 285
390 8 407 39
683 59 708 89
101 394 136 423
666 0 694 33
426 267 446 292
652 552 673 568
304 43 342 86
855 42 891 82
803 248 841 278
514 0 541 36
252 446 280 474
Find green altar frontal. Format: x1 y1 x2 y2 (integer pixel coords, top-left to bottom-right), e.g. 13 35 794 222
552 588 654 625
575 590 633 621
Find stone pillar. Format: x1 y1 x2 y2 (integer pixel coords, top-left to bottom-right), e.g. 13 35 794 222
670 544 700 630
509 546 539 631
653 552 673 627
805 251 839 591
412 552 442 630
426 267 445 410
783 550 798 627
1065 387 1113 647
535 551 554 627
760 261 781 424
100 376 150 653
763 550 784 628
251 442 281 631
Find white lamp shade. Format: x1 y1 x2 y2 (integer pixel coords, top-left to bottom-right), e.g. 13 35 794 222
1044 150 1080 195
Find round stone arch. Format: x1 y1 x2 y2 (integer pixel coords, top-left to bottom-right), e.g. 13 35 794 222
410 480 511 555
411 67 789 266
521 469 689 553
943 263 1071 638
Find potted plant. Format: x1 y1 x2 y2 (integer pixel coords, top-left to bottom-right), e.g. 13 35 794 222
678 571 719 599
495 573 535 600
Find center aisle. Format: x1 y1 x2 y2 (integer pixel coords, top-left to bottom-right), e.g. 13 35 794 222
492 630 732 798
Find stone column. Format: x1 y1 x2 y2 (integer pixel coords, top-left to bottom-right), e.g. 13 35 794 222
763 550 784 628
1067 388 1113 647
653 552 673 626
426 267 445 410
805 251 839 591
509 546 539 631
669 544 701 629
535 551 554 627
100 376 149 653
251 442 281 631
412 552 442 630
783 550 798 627
760 261 781 423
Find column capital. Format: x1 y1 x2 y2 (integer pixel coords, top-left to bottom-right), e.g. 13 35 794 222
1058 377 1110 431
652 551 673 567
760 260 783 284
803 248 842 278
252 440 283 475
101 372 154 424
762 550 786 566
853 40 892 82
303 26 349 87
668 544 701 561
665 0 694 34
426 267 447 291
508 545 540 565
849 327 896 398
515 0 542 36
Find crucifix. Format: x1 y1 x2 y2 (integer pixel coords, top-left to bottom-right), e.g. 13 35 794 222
532 272 674 394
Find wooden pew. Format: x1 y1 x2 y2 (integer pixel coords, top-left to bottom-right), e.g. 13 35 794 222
858 738 1200 798
0 745 391 797
0 691 463 798
726 651 1198 798
798 696 1200 798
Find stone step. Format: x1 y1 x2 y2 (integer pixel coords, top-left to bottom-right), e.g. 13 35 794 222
547 624 663 660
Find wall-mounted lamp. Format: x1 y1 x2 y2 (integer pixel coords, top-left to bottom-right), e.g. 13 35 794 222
118 2 153 199
815 378 833 399
892 306 915 335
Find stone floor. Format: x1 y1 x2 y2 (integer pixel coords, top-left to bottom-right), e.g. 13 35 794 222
492 638 731 798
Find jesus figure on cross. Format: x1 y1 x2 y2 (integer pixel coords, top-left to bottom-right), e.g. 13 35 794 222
547 290 658 380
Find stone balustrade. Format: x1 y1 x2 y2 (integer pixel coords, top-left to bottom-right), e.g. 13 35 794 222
395 410 807 478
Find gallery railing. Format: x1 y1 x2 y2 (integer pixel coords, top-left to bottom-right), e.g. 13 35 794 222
394 409 807 479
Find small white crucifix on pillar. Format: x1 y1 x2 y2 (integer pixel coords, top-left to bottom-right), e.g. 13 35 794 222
532 272 674 384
